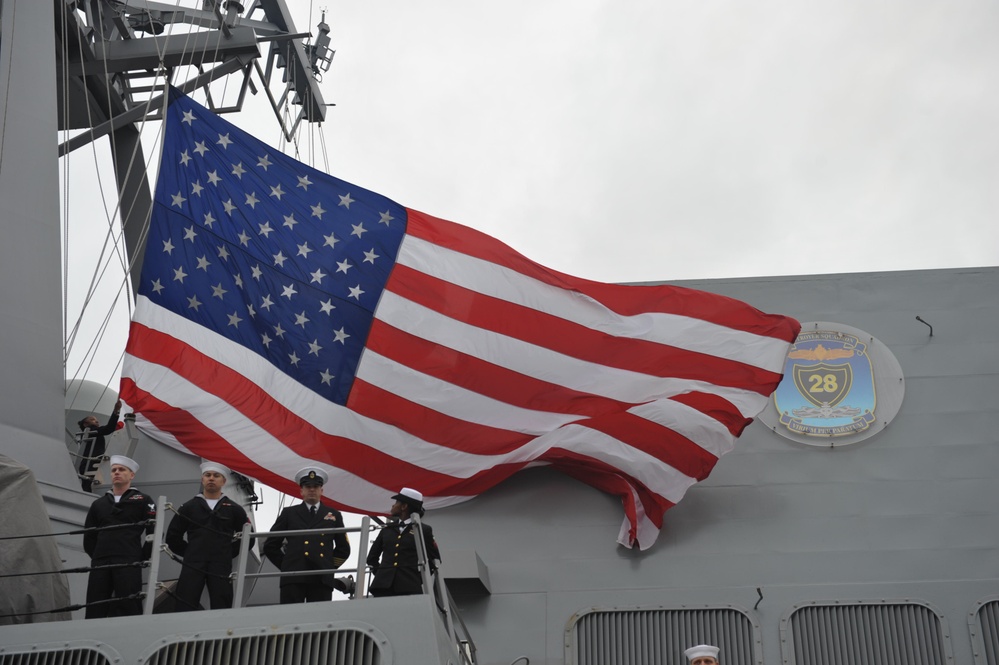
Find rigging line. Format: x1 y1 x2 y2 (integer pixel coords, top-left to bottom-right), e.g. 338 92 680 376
0 592 146 620
66 328 126 413
103 73 171 316
0 1 18 185
64 3 178 378
304 1 317 168
65 114 166 394
61 2 75 361
65 108 167 389
309 103 317 169
64 231 131 364
66 3 196 368
94 2 130 273
69 0 190 340
0 560 150 578
64 244 135 374
65 224 150 403
90 0 203 316
319 120 331 174
284 97 303 161
96 0 186 299
207 5 230 103
64 5 133 359
0 520 157 542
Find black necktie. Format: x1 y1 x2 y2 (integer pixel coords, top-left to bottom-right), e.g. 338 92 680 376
310 505 317 517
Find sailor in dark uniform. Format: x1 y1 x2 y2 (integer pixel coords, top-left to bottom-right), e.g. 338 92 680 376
263 467 353 603
76 399 121 492
366 487 441 597
83 454 156 618
165 462 250 611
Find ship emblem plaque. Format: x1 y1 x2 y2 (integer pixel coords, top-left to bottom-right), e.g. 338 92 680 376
758 322 905 446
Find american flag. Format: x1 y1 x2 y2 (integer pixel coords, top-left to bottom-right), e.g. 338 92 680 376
121 88 800 549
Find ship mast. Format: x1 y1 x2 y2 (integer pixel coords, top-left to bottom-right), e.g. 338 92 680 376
0 0 69 487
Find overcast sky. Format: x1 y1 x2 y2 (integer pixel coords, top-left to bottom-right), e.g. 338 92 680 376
318 2 999 283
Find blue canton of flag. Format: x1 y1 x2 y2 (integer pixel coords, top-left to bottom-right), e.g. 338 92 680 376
140 87 405 403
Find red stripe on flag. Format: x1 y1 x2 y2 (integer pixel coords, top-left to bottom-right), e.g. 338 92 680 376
406 209 800 341
119 377 299 496
386 264 784 394
670 392 754 437
576 411 720 481
348 378 536 454
124 322 539 501
363 319 635 419
541 448 676 533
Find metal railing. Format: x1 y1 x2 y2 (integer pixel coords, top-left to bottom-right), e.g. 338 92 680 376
230 517 374 606
142 501 478 664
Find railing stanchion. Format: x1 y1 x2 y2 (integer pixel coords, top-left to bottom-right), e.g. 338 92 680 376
231 520 253 608
354 516 371 599
142 495 167 615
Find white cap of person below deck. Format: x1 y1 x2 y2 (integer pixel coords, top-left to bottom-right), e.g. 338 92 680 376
684 645 720 662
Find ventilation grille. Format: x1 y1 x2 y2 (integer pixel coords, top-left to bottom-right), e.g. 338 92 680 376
977 599 999 665
569 607 758 665
144 630 381 665
0 650 111 665
784 602 949 665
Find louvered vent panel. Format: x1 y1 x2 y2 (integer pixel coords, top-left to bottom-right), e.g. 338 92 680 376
144 629 380 665
785 603 948 665
0 650 110 665
978 600 999 665
570 607 758 665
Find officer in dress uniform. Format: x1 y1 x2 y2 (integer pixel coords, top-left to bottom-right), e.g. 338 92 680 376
365 487 441 597
684 644 721 665
263 467 353 603
83 455 156 618
165 462 251 611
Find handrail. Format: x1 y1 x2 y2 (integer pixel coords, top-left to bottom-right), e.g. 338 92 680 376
443 581 479 665
231 518 376 608
411 513 477 664
143 506 477 662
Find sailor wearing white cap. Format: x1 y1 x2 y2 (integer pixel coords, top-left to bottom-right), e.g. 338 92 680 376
365 487 441 597
684 644 721 665
109 454 139 473
263 466 353 602
165 461 251 611
82 453 155 618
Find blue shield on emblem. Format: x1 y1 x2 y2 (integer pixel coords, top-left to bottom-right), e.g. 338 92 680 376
775 330 877 437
